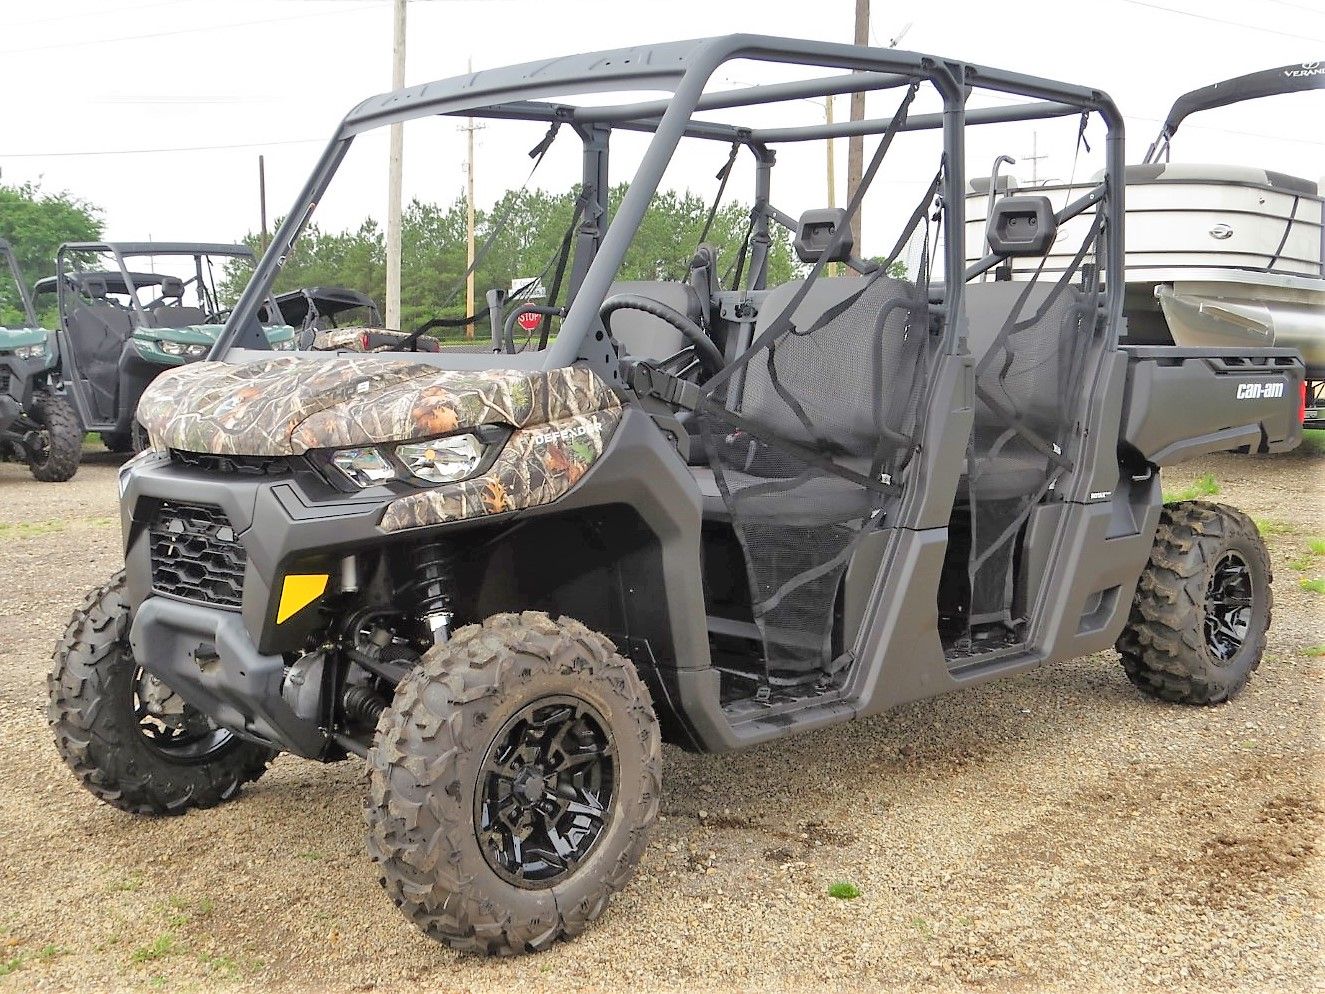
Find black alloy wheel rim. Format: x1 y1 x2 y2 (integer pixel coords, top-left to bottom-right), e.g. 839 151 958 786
475 695 616 888
131 666 234 762
1204 551 1253 662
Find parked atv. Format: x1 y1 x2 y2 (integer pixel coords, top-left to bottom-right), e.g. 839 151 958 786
0 238 80 481
50 38 1304 956
34 242 296 452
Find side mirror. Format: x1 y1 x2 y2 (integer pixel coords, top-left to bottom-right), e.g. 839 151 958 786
986 196 1058 257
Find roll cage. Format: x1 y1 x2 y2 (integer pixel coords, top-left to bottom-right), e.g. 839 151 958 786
215 34 1126 379
0 238 39 328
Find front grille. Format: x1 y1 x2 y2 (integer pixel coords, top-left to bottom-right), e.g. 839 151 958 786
0 369 10 394
149 501 246 608
170 449 293 476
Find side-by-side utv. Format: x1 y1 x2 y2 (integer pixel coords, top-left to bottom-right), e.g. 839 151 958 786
50 37 1304 956
0 238 80 481
36 242 296 452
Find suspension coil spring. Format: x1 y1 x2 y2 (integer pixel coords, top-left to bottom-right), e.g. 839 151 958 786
404 541 458 641
342 685 387 726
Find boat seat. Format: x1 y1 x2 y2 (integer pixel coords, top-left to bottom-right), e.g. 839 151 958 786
1120 162 1318 197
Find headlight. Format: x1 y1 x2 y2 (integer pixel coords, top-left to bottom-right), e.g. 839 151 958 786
330 447 398 488
14 343 48 360
270 336 297 351
396 434 484 484
158 340 209 359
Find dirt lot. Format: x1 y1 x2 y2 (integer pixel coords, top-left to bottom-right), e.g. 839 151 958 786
0 448 1321 993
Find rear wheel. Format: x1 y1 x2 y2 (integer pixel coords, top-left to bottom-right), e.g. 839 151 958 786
48 572 274 815
365 612 661 955
1116 500 1272 704
28 390 81 482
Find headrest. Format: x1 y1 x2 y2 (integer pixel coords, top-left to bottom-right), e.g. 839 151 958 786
158 276 185 299
81 276 108 299
793 208 854 264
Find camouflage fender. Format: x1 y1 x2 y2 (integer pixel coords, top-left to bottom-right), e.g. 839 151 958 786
380 408 621 531
136 356 618 456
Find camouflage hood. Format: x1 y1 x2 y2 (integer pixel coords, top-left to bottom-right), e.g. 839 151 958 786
136 354 619 456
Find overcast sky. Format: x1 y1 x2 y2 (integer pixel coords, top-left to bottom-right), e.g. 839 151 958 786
1 0 1321 262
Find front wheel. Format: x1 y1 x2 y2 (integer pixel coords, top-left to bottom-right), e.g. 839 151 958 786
1116 500 1272 704
28 390 82 482
48 573 275 814
365 612 662 955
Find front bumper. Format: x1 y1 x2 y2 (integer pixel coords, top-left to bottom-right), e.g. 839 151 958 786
128 596 326 756
120 450 407 655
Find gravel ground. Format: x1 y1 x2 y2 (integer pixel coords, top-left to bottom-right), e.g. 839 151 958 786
0 448 1321 993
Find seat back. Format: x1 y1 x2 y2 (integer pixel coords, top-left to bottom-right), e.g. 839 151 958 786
150 306 209 328
605 280 703 361
738 275 925 471
963 280 1092 447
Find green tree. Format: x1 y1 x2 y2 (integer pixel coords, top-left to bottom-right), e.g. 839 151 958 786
226 184 797 338
0 182 103 326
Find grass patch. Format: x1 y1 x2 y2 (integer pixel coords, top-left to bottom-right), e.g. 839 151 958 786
827 881 861 900
108 872 145 894
1307 537 1325 556
1303 645 1325 658
0 956 22 977
1252 517 1295 537
297 851 323 862
130 934 177 965
1164 472 1220 504
1301 578 1325 595
1299 429 1325 456
0 516 115 540
34 945 67 962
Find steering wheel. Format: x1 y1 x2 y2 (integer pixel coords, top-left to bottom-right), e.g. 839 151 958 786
599 293 724 379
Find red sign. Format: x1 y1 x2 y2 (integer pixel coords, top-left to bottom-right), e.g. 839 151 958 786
515 310 543 333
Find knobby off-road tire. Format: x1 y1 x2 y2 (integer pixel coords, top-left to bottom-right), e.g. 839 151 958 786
48 572 274 815
365 612 662 956
1116 500 1272 705
28 390 81 482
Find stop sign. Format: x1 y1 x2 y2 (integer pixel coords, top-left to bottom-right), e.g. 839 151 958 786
515 310 543 333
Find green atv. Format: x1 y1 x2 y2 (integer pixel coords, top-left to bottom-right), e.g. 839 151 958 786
34 242 296 453
0 238 80 481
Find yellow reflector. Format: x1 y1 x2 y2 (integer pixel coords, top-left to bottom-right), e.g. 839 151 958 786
277 573 329 623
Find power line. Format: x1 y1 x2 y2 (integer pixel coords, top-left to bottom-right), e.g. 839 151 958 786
0 137 325 159
1115 0 1325 43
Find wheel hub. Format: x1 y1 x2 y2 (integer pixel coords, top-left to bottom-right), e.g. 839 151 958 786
1204 550 1253 662
475 695 616 888
131 666 233 761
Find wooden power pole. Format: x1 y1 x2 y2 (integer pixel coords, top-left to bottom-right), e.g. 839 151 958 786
257 155 269 253
385 0 407 331
845 0 869 254
462 63 480 340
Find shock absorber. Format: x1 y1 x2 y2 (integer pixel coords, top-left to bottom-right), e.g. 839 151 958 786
405 541 458 644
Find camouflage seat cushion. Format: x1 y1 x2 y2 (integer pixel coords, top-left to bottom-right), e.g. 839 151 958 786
137 355 618 456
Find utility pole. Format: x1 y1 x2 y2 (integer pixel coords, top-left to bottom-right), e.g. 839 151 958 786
257 155 269 253
385 0 406 331
826 96 838 277
845 0 869 255
461 59 481 339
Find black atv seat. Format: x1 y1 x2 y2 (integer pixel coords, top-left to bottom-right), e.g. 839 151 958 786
692 273 926 520
959 280 1093 500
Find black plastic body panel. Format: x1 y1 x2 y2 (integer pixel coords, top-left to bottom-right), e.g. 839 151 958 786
1119 347 1304 466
